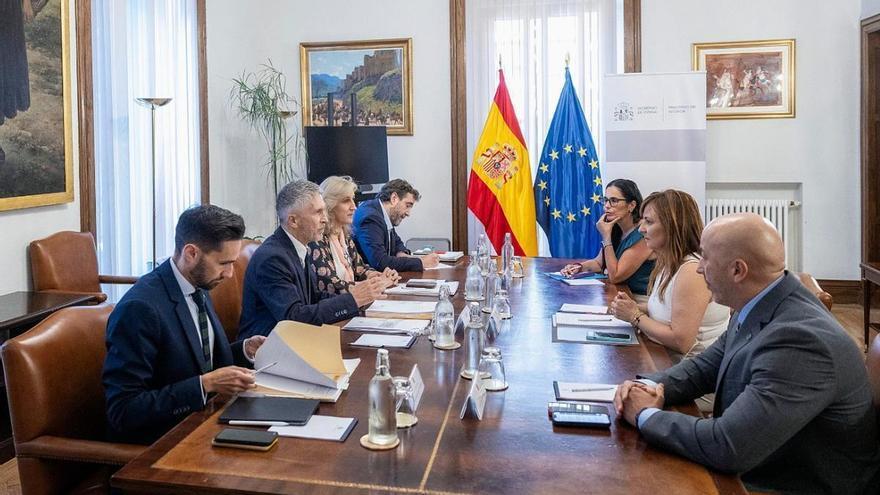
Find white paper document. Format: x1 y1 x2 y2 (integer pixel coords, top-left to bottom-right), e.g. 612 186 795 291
554 312 630 328
365 300 438 319
342 317 429 334
559 304 609 314
555 381 618 402
351 333 414 348
385 280 460 296
561 278 606 286
269 415 357 442
423 263 457 271
255 359 361 402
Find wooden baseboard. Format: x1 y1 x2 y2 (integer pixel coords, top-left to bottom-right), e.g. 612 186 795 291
816 279 861 305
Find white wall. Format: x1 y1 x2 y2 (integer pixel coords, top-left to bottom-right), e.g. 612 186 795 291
206 0 452 243
864 0 880 19
0 0 81 294
642 0 861 279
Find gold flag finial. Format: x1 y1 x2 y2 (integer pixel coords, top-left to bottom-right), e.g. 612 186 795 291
498 54 503 70
565 53 570 67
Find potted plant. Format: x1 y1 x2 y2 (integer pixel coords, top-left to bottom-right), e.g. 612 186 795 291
229 60 306 204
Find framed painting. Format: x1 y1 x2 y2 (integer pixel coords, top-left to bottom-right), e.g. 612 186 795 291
692 39 795 120
300 38 413 135
0 0 74 211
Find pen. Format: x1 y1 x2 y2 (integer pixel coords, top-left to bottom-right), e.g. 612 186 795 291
253 361 278 375
569 387 615 392
577 317 613 322
228 420 289 426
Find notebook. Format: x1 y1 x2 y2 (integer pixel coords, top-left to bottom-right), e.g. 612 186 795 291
219 396 320 425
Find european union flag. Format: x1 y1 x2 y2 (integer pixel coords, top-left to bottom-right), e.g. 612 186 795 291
534 67 603 258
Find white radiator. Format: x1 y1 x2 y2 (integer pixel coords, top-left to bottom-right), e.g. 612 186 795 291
704 199 801 268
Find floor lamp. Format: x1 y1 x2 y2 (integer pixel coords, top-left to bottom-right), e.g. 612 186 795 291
135 97 172 271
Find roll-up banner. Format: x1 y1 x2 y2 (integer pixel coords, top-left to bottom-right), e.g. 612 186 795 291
601 72 707 209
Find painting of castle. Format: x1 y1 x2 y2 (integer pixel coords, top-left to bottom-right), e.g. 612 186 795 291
300 39 413 135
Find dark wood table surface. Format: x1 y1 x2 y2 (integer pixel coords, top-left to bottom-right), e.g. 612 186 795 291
112 257 744 494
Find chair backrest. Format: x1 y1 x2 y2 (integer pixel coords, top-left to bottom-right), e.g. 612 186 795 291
405 237 452 252
210 239 261 342
1 304 113 445
795 272 833 311
29 231 102 294
867 335 880 413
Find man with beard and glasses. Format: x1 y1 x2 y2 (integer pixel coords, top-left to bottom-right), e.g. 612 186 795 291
103 205 266 444
352 179 439 272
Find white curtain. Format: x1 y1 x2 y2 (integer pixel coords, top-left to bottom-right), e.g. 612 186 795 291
465 0 619 255
92 0 201 294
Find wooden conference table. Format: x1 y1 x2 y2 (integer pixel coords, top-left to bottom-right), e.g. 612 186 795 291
113 257 744 494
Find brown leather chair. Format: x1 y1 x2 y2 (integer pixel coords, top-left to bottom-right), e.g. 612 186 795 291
29 231 138 303
867 331 880 412
1 304 145 495
209 239 261 342
796 272 833 311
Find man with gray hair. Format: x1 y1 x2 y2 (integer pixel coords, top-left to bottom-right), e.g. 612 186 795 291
238 180 386 338
614 213 880 493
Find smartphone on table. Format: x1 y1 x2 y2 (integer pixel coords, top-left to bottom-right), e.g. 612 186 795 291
212 428 278 451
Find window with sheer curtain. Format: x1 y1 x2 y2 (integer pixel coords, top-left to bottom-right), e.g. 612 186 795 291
465 0 620 254
91 0 201 297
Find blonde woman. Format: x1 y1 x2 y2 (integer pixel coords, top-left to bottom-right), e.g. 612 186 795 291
610 189 729 359
311 176 399 295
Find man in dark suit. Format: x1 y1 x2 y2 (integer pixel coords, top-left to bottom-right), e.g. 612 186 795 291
103 205 266 445
352 179 440 272
613 213 880 494
238 179 386 339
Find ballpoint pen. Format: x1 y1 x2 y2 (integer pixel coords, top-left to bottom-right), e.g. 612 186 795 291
253 361 278 375
570 387 616 392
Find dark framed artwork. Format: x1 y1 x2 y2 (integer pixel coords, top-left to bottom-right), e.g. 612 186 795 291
692 38 795 120
300 38 413 135
0 0 73 211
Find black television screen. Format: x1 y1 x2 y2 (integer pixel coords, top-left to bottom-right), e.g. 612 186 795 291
305 126 389 186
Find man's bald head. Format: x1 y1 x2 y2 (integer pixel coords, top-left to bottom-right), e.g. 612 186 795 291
697 213 786 310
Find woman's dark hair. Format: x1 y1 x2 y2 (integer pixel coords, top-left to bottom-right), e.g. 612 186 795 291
174 204 246 255
606 178 643 247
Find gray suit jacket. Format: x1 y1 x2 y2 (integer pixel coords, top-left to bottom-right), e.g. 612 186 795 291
641 272 880 494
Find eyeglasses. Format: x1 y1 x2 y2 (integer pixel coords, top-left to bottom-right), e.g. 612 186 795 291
601 196 627 206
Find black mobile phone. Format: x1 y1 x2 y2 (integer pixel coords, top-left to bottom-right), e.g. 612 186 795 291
594 331 630 340
551 411 611 428
212 428 278 451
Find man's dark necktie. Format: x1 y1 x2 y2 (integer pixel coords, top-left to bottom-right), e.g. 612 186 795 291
389 227 395 256
303 255 313 305
192 289 213 372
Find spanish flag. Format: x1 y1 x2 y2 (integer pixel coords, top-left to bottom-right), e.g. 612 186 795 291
467 70 537 256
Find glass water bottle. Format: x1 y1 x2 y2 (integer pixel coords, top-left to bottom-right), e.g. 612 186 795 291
461 302 484 379
368 349 398 445
434 284 456 348
465 252 485 301
501 232 514 273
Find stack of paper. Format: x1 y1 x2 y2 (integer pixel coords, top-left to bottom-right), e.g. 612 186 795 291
253 321 360 402
559 303 609 314
350 333 415 348
342 317 429 334
365 300 438 320
438 251 464 262
269 415 357 442
554 312 630 327
385 280 460 297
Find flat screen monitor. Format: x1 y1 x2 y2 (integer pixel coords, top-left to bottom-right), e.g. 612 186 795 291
305 126 389 187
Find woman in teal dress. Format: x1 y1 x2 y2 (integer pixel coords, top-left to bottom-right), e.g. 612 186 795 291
560 179 655 300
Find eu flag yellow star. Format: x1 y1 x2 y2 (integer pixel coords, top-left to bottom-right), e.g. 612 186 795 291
544 196 550 206
581 205 590 216
537 180 547 190
540 163 549 173
589 159 599 169
549 150 559 160
593 176 602 186
577 147 587 157
591 193 601 204
566 212 577 222
563 144 573 153
551 209 562 219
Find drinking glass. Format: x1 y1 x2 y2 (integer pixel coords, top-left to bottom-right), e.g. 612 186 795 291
393 376 418 427
478 347 508 391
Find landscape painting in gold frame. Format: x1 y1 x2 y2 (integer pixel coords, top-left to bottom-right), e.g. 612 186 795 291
0 0 74 212
692 39 795 120
300 38 413 136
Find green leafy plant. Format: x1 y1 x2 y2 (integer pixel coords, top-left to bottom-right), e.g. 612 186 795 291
229 61 305 201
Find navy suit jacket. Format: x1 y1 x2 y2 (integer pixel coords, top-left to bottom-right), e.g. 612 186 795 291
352 198 422 272
103 260 248 445
237 227 359 339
